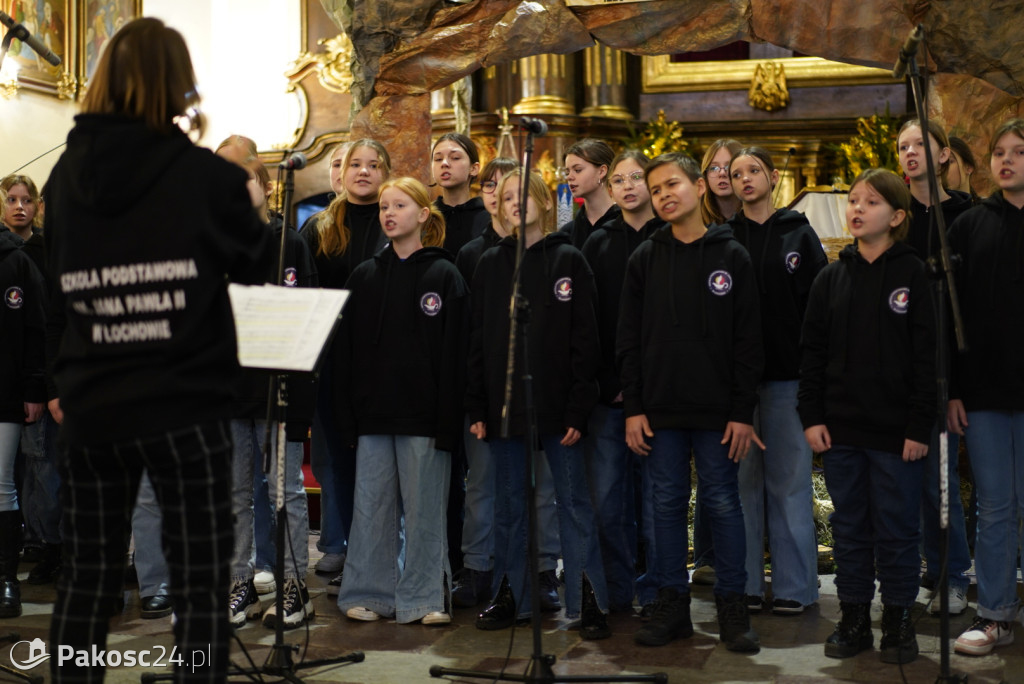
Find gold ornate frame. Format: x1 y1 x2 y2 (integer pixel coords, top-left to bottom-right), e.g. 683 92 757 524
642 54 895 93
77 0 140 95
2 0 76 99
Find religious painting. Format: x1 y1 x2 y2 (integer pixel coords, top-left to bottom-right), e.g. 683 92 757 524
1 0 74 97
77 0 139 91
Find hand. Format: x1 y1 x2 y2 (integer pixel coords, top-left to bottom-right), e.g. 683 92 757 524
721 422 765 462
902 438 928 462
804 424 831 453
625 414 653 456
48 397 63 424
24 402 44 424
947 399 967 436
560 427 581 446
470 421 486 440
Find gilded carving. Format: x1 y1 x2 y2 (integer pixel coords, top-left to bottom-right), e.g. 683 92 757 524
748 61 791 112
286 32 354 95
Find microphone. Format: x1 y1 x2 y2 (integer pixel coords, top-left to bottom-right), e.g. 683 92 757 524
892 24 924 80
278 152 307 170
0 11 61 67
520 117 547 136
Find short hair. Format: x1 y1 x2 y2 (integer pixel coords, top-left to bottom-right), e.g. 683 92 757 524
80 18 202 137
849 168 911 242
700 139 743 224
215 135 269 187
433 132 480 166
378 177 446 248
988 118 1024 154
1 174 42 229
479 157 518 185
898 119 951 184
497 170 555 238
645 152 702 185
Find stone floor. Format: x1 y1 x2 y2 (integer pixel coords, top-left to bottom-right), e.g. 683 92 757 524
4 543 1023 684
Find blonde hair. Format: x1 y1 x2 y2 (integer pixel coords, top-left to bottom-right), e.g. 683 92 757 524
80 18 202 137
314 139 391 257
1 174 42 229
378 177 446 248
700 139 742 224
497 170 555 238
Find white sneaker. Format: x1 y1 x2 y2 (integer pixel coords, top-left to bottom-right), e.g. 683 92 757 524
930 585 967 615
346 606 381 622
954 617 1014 655
422 611 451 625
254 570 276 595
314 553 346 575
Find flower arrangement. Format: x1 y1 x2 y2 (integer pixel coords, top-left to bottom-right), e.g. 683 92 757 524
832 106 901 181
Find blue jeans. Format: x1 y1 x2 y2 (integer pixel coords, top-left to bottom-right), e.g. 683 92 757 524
132 473 169 598
645 429 746 596
920 429 970 592
461 417 560 573
230 420 309 582
20 411 62 543
491 436 608 619
253 468 276 572
823 445 923 607
964 410 1024 621
311 363 355 555
0 422 20 511
691 495 715 569
584 405 637 610
738 381 819 605
337 435 450 623
635 459 660 606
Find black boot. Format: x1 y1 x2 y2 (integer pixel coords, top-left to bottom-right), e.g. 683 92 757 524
27 542 62 585
824 601 873 658
476 575 520 630
579 575 610 640
634 587 692 646
0 510 24 619
716 592 760 653
879 605 918 664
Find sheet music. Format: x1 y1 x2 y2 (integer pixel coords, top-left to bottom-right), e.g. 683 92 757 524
228 284 348 372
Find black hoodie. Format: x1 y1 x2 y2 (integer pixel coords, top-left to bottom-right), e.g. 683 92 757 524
907 188 973 260
44 114 273 447
301 201 386 290
336 244 469 452
560 203 621 251
466 231 600 438
581 214 665 404
616 224 763 430
798 241 936 454
232 215 319 441
729 208 828 380
947 191 1024 411
0 231 46 422
454 223 504 285
435 196 490 257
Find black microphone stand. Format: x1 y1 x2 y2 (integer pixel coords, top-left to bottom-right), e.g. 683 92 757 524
428 124 664 684
899 25 968 684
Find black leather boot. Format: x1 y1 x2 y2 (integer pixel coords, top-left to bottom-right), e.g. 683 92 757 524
880 605 918 664
476 575 519 630
0 510 24 618
27 542 62 584
824 601 873 658
580 574 611 640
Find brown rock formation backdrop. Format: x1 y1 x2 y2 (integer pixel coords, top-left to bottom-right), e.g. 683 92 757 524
318 0 1024 179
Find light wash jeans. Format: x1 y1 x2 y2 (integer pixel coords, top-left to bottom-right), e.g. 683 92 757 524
738 380 819 605
823 445 923 607
0 422 22 511
20 411 61 543
964 410 1024 622
920 429 971 592
461 416 560 573
645 429 746 597
337 435 451 623
584 404 637 610
310 363 355 555
491 436 608 620
230 420 309 582
132 473 169 598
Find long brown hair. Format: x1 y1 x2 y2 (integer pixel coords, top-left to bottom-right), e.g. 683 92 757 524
700 139 742 224
378 177 446 248
850 168 911 242
80 18 202 137
314 139 392 257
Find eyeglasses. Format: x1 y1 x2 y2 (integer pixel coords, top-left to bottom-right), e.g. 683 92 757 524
706 165 729 175
480 180 498 193
610 171 645 187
